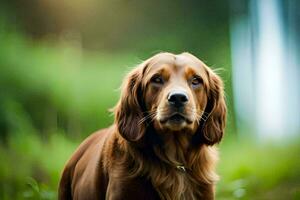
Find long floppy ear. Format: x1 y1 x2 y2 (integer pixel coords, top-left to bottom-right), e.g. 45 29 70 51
198 69 227 145
114 64 147 142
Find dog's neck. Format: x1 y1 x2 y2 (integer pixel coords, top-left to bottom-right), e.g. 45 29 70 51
145 131 204 200
152 131 193 170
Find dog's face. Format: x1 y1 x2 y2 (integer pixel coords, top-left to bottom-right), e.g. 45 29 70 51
115 52 226 145
143 53 209 133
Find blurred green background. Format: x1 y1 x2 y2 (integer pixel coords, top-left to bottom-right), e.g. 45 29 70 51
0 0 299 199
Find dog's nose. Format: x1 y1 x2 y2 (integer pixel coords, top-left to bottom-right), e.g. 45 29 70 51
168 91 189 108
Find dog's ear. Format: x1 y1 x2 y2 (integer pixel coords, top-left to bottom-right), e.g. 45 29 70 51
114 63 148 142
196 68 227 145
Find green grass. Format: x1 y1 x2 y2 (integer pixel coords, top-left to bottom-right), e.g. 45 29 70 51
0 132 78 199
216 136 300 200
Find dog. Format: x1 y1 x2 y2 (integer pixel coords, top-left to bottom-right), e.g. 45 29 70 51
59 52 226 200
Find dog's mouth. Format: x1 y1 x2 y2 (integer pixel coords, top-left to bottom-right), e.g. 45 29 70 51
169 113 186 123
160 113 193 124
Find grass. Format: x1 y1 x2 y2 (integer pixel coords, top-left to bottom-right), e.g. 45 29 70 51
216 136 300 199
0 131 78 199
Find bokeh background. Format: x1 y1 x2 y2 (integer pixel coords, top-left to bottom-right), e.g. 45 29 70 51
0 0 299 199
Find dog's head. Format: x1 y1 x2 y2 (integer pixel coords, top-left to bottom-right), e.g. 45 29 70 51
114 52 226 145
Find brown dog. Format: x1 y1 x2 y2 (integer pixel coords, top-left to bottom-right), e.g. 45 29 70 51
59 52 226 200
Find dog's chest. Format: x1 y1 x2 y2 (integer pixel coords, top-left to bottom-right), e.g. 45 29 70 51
147 166 200 200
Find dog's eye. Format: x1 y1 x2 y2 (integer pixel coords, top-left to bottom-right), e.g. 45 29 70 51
151 75 164 84
191 76 203 87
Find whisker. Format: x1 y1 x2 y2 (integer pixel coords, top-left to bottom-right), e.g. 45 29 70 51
184 108 211 123
138 106 211 126
138 112 156 125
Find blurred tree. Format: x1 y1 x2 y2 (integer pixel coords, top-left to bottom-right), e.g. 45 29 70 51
2 0 230 53
0 0 235 139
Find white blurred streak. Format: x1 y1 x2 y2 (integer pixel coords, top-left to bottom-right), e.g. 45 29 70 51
230 0 300 140
255 0 285 139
